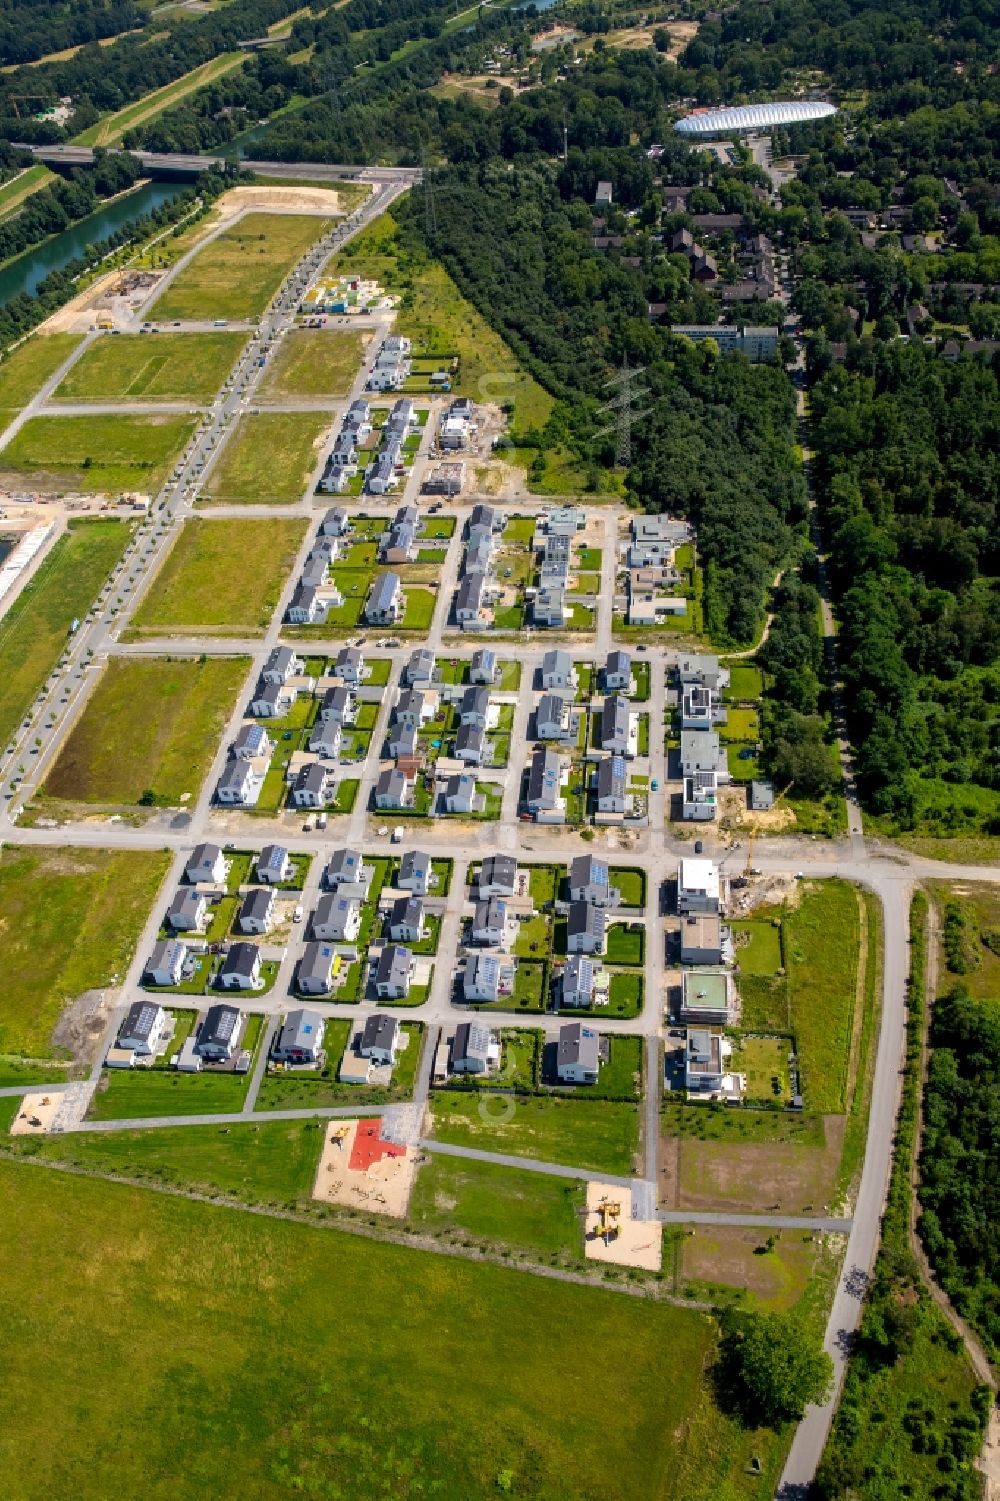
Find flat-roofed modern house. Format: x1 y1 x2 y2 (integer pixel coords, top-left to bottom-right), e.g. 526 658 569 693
680 913 727 966
680 968 733 1025
677 858 720 915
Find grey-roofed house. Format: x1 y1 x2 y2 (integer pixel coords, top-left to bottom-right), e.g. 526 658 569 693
567 901 607 955
197 1003 243 1062
560 955 610 1009
398 849 432 895
604 650 632 691
256 845 291 885
471 897 508 949
569 854 620 908
326 848 364 888
250 678 295 719
462 951 515 1003
375 767 414 810
386 722 418 760
557 1021 606 1084
312 890 362 943
186 843 226 885
298 941 337 995
217 943 262 992
536 693 573 741
144 939 187 988
262 646 300 685
375 944 415 999
167 887 208 933
454 571 489 629
594 755 627 814
478 854 518 898
459 685 490 729
320 506 349 537
601 694 633 757
540 649 576 692
309 718 343 761
395 688 431 729
238 887 276 936
388 895 425 943
216 758 264 807
272 1008 325 1065
749 779 775 811
292 762 335 809
469 648 498 685
232 722 273 761
680 913 727 966
454 723 486 765
533 585 568 628
286 583 327 625
405 648 436 686
444 772 483 815
360 1011 401 1065
334 646 365 685
451 1021 500 1075
526 745 566 820
319 685 355 725
365 570 403 624
118 1000 169 1057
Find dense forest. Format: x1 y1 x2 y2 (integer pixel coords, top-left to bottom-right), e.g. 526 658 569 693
0 0 139 69
0 150 142 264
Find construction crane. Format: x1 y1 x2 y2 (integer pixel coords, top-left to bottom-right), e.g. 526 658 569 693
594 1198 621 1244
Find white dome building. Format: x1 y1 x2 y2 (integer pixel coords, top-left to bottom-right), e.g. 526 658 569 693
674 101 837 136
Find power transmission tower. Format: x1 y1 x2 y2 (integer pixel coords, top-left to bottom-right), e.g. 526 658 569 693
596 355 651 470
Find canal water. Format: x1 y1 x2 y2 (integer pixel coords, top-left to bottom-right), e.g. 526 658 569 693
0 179 184 305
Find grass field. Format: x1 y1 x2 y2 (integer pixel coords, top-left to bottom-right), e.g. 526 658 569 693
10 1117 326 1202
130 517 308 635
732 919 783 975
0 332 81 416
76 52 248 147
257 328 368 399
0 411 196 494
152 212 332 322
0 163 54 221
44 656 249 805
784 881 861 1114
0 518 130 749
0 1160 794 1501
203 410 330 503
428 1093 640 1176
51 332 247 404
87 1065 253 1120
410 1154 583 1256
0 845 171 1056
332 215 554 435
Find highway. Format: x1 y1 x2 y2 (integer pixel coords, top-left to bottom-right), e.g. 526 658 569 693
20 142 422 186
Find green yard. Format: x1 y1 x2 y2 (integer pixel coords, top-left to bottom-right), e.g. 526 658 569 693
610 866 646 908
606 923 645 966
152 213 333 321
44 656 249 806
51 332 247 403
409 1155 583 1257
130 517 308 635
428 1092 640 1176
0 518 130 749
732 919 783 976
87 1064 254 1120
0 845 171 1056
257 328 368 399
0 411 197 494
0 1160 788 1501
256 1022 423 1111
0 332 81 417
203 410 330 504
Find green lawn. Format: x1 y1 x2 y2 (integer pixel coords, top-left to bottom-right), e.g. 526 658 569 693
0 332 82 417
87 1065 253 1120
610 866 646 908
44 656 249 805
130 518 308 635
0 411 197 494
606 923 645 966
152 213 333 322
12 1117 326 1205
51 332 247 404
0 845 171 1056
204 410 330 504
607 971 645 1018
256 1022 423 1111
257 328 368 399
400 587 437 630
732 919 783 976
0 518 130 749
724 664 763 701
0 1160 787 1501
784 881 861 1114
409 1155 583 1257
428 1092 640 1176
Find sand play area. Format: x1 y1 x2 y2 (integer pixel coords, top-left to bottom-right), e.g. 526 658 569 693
584 1181 662 1271
9 1092 63 1135
312 1117 420 1218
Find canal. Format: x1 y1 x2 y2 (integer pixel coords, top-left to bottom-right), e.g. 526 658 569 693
0 179 185 305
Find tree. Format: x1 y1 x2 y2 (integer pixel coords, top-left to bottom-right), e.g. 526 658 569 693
716 1311 833 1427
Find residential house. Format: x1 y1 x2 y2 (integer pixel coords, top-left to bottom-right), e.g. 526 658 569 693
471 897 508 948
405 648 436 686
540 650 576 692
468 503 504 545
325 848 365 888
676 653 728 694
681 968 733 1025
261 646 300 686
232 722 273 762
478 854 518 899
683 770 719 822
680 914 727 967
681 684 726 731
560 955 610 1009
312 891 362 943
557 1021 606 1084
469 648 498 685
374 944 415 999
567 901 607 955
677 857 720 915
386 722 418 760
455 723 486 765
308 718 343 762
398 850 432 895
536 693 574 741
298 941 337 996
167 888 207 934
685 1027 728 1092
462 952 516 1003
388 895 425 943
255 845 291 885
569 854 620 908
144 939 187 988
601 695 634 757
118 1001 169 1058
320 507 349 537
216 758 264 807
534 585 569 627
395 688 433 730
365 571 403 625
334 646 365 686
526 745 566 821
272 1009 325 1066
454 571 490 630
292 762 335 809
375 767 414 810
197 1004 243 1061
679 729 727 781
286 582 328 625
444 772 483 815
217 943 262 992
749 780 775 811
250 678 294 718
451 1021 500 1075
186 843 226 886
594 754 627 815
360 1011 401 1065
604 649 632 692
319 685 356 725
460 685 490 729
237 887 276 936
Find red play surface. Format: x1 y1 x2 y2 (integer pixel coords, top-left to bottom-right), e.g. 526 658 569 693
349 1118 406 1171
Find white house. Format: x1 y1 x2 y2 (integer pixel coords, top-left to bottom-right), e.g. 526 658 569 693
556 1021 606 1084
462 952 515 1003
360 1011 401 1065
397 849 432 895
536 693 574 741
540 650 577 693
292 763 335 808
470 897 508 949
144 939 187 988
444 773 483 815
374 944 415 999
567 901 607 955
238 886 276 936
118 1000 169 1057
216 758 264 807
186 844 226 886
451 1021 501 1075
256 845 291 885
560 955 610 1009
312 890 362 943
388 895 425 943
217 943 262 991
677 858 720 915
569 854 620 908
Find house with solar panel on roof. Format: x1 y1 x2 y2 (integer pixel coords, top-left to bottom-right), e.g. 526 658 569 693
272 1008 326 1067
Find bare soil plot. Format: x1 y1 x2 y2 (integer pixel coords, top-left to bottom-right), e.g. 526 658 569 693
679 1224 827 1312
671 1115 846 1216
